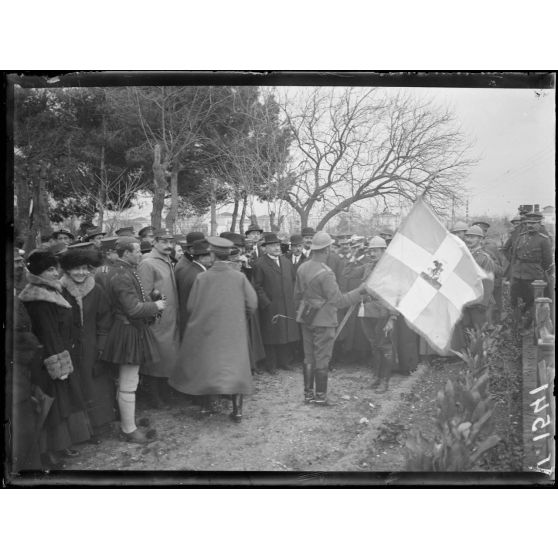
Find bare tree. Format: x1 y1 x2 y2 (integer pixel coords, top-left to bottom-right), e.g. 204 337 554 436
279 87 477 230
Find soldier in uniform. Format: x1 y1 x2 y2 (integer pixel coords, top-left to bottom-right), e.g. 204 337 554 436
50 229 75 247
511 212 554 329
138 226 155 245
450 221 468 242
115 226 135 237
294 232 366 405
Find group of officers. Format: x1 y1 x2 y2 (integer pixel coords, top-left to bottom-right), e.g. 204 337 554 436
10 209 554 469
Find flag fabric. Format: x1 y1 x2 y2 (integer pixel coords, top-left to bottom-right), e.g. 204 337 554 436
365 197 488 355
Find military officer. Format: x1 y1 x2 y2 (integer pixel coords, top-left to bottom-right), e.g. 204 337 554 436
511 212 554 328
294 231 366 405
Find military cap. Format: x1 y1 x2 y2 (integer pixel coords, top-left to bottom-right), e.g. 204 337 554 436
84 227 106 240
140 240 153 254
245 224 263 235
67 241 95 250
261 232 281 246
191 239 211 256
152 228 174 240
465 225 484 237
115 226 135 236
290 234 303 245
525 212 543 222
115 236 140 251
100 236 118 251
138 226 155 237
451 221 469 233
301 227 316 237
379 227 394 238
510 215 522 223
51 228 75 240
310 231 334 251
186 231 205 247
220 231 246 247
207 236 234 255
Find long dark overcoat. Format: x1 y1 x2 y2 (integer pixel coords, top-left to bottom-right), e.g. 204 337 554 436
169 261 257 395
175 257 205 338
253 254 300 345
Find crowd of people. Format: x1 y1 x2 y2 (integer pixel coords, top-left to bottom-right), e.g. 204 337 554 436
9 209 554 471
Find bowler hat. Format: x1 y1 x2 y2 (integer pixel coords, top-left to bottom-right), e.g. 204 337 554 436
261 232 281 246
186 231 205 247
245 224 263 235
52 229 75 240
301 227 315 237
115 226 135 236
290 234 303 245
192 239 210 256
310 231 334 251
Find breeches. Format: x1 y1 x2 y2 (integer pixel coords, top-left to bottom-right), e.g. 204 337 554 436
360 316 389 349
301 325 336 369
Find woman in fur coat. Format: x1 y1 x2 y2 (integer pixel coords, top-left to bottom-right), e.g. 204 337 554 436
59 250 116 438
19 250 92 467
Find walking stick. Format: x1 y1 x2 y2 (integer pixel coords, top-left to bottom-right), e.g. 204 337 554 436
333 303 357 342
271 314 297 324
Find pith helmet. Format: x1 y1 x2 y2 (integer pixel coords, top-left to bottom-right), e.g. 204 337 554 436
451 221 468 233
465 225 484 237
368 236 387 249
310 231 334 250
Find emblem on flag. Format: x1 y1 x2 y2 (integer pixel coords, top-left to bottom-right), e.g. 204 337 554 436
365 197 488 355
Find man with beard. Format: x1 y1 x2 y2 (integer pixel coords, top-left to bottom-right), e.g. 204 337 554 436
137 229 179 408
359 237 398 394
253 232 300 373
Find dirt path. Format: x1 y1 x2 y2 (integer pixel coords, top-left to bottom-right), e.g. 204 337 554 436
68 364 426 472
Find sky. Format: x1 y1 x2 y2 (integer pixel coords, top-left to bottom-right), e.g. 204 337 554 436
416 87 555 217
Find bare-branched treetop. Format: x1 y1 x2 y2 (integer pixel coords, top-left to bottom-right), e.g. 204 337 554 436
278 87 477 229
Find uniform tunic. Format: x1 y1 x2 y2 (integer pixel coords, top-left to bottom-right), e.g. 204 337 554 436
169 261 258 395
137 249 180 377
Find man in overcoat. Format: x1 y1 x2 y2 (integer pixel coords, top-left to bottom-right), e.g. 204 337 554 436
169 237 258 422
253 232 300 373
175 239 212 339
137 229 179 407
286 234 307 270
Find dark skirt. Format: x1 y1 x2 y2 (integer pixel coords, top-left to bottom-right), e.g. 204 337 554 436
102 320 161 365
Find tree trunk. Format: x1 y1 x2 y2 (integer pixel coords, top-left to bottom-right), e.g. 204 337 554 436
209 178 218 235
165 167 179 233
15 167 31 241
230 192 240 232
151 143 167 229
239 192 248 234
97 115 107 229
269 210 276 232
26 161 52 252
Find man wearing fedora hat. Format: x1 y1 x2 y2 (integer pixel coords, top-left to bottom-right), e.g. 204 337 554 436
253 232 300 373
175 238 212 339
137 229 179 408
294 231 366 404
287 234 307 270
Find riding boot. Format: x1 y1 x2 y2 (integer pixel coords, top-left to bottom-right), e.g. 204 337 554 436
303 363 315 403
230 394 243 422
313 369 329 405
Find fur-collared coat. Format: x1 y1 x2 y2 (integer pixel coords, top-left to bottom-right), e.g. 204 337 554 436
169 261 257 395
253 254 300 345
137 249 179 377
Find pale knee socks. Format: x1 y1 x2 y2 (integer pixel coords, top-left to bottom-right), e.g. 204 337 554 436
118 364 140 434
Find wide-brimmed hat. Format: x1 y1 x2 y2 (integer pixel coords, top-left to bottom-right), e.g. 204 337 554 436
261 232 281 246
310 231 334 251
192 239 210 256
